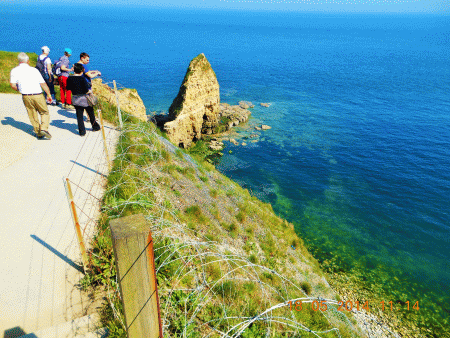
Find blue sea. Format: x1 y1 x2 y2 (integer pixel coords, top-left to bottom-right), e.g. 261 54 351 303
2 3 449 333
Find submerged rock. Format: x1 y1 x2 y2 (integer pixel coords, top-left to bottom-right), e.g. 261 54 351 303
261 125 272 130
260 102 271 107
239 101 254 109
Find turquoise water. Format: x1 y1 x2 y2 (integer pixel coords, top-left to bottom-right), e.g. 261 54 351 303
2 4 449 332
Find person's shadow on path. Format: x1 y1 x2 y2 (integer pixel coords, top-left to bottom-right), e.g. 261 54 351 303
57 108 77 120
50 119 78 134
56 109 92 134
1 111 80 136
1 117 34 135
48 108 81 134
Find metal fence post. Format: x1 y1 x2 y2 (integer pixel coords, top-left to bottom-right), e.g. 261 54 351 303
97 108 112 171
64 178 89 272
113 80 123 130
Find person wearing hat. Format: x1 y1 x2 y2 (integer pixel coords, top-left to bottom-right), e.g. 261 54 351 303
57 48 74 109
38 46 56 105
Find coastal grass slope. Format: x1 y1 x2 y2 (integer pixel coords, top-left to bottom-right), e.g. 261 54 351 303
76 93 379 337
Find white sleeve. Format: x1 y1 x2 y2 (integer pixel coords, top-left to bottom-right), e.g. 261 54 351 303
10 69 17 84
34 68 45 83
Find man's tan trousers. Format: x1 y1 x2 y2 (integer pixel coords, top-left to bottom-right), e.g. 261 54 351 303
22 94 50 134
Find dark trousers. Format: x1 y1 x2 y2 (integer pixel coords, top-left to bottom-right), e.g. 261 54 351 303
43 74 56 100
74 105 98 135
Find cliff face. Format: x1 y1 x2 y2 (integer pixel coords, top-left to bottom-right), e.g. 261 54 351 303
164 54 220 148
92 79 147 122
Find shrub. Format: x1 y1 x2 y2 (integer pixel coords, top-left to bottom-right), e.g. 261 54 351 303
184 205 207 224
301 281 312 295
209 189 218 198
236 210 246 223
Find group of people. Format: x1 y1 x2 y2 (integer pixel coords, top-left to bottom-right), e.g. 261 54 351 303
10 46 103 138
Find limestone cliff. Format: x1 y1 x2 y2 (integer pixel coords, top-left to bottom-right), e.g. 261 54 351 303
91 79 147 122
164 54 220 148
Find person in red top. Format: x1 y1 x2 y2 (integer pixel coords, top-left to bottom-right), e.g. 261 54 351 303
56 48 74 108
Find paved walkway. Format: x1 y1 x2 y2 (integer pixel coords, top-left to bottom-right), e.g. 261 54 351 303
0 93 119 337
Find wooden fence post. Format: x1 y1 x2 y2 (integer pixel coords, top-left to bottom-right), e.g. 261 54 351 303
97 108 112 171
110 214 163 338
64 178 89 272
113 80 123 130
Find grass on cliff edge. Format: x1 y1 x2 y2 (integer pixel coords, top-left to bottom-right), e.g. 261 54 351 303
0 51 38 93
78 94 366 337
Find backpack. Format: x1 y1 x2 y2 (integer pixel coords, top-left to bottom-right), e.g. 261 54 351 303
36 56 49 76
52 58 63 76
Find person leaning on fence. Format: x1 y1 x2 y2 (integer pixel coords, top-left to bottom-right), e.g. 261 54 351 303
76 52 101 87
57 48 74 109
10 52 53 139
66 63 101 137
37 46 57 105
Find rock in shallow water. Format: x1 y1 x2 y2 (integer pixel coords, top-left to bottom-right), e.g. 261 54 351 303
209 140 224 150
239 101 254 109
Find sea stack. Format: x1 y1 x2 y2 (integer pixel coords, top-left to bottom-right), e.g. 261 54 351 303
164 53 220 148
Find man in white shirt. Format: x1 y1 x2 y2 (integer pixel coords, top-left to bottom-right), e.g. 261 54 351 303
10 52 53 139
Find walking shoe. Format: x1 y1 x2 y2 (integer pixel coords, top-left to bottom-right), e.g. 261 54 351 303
40 130 52 139
79 132 86 137
34 131 44 139
92 122 101 131
51 100 57 106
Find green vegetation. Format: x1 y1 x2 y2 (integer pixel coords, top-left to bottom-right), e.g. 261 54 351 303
185 138 221 164
213 116 231 134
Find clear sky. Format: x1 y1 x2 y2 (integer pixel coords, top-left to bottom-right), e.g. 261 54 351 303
3 0 449 13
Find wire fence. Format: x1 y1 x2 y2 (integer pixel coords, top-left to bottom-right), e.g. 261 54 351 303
65 79 403 338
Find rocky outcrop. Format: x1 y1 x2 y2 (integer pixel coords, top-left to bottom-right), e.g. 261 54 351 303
219 103 251 129
209 139 224 151
239 101 254 109
91 79 147 121
164 54 220 148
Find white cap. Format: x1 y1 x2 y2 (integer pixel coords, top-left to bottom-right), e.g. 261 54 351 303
41 46 50 53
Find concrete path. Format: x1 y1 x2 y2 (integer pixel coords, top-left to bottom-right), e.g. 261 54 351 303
0 93 119 337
